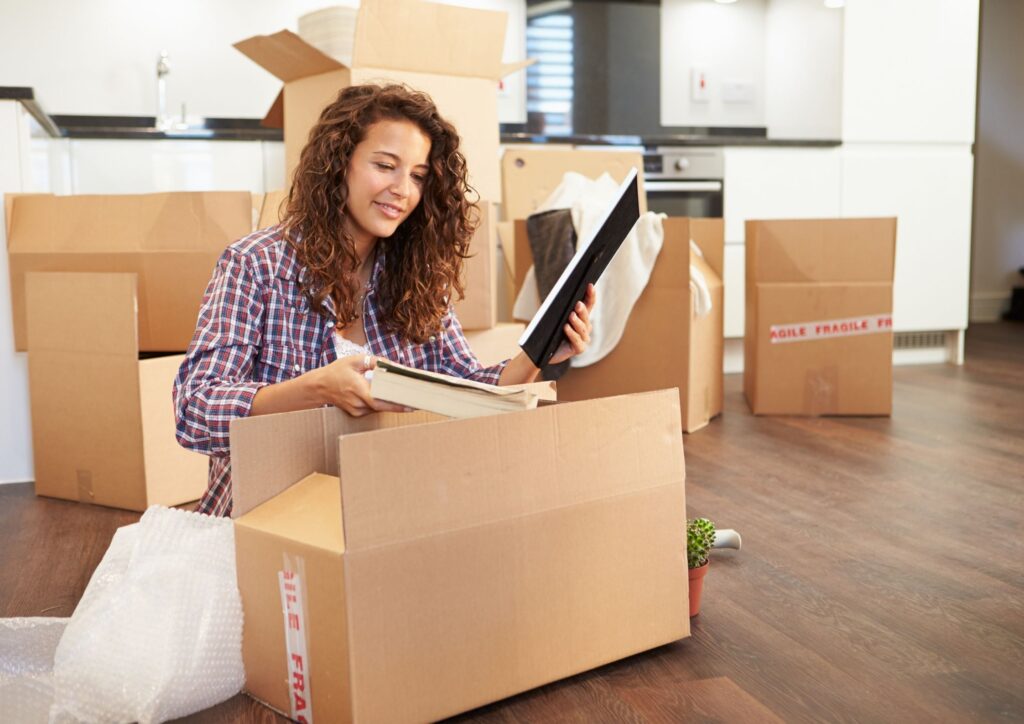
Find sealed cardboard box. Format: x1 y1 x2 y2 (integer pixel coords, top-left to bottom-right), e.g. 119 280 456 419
25 272 208 511
744 218 897 416
259 191 498 331
236 0 527 200
514 217 724 433
7 191 253 352
231 389 689 722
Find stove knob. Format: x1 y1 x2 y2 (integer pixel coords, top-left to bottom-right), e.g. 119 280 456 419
674 157 690 172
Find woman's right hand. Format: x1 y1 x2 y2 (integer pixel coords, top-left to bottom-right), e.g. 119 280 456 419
314 354 408 417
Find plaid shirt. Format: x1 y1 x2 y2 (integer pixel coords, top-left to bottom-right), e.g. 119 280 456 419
174 226 507 517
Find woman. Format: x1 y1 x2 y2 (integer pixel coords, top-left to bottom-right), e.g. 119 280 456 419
174 84 595 516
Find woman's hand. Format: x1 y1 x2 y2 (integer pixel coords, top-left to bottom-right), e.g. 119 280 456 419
547 283 596 366
315 354 408 417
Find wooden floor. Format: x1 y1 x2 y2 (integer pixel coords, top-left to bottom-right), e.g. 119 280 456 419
2 322 1021 723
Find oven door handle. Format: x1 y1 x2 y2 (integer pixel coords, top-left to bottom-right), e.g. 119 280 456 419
645 180 723 192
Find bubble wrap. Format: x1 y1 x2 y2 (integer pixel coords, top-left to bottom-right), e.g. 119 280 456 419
0 617 68 722
49 506 244 723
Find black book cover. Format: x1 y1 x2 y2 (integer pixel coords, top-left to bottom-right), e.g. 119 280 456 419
519 168 641 368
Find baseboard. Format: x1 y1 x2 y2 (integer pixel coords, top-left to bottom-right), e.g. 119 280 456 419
969 292 1010 322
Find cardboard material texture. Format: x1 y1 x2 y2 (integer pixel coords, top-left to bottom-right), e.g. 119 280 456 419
231 389 688 723
464 321 526 367
514 217 724 433
744 218 897 416
257 191 498 330
7 191 253 352
500 147 647 221
236 0 528 201
25 272 208 511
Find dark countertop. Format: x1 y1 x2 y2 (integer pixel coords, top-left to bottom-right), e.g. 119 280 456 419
2 86 839 148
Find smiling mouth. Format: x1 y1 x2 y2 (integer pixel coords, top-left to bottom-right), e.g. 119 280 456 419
374 201 404 219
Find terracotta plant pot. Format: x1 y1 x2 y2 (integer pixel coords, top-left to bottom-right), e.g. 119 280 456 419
688 561 709 617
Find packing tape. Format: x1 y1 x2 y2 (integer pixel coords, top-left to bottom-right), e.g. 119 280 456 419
279 554 313 723
770 313 892 345
76 469 94 504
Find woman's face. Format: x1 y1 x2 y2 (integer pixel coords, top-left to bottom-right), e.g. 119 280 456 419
342 118 432 249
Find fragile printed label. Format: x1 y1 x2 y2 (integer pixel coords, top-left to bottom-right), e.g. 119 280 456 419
769 313 892 344
279 570 313 723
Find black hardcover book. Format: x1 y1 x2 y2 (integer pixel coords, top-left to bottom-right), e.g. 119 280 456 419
518 168 641 368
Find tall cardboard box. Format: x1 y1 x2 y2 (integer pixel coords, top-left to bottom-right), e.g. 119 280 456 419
25 272 208 510
6 191 253 352
258 191 498 330
744 218 897 416
236 0 528 200
231 390 689 722
514 217 724 433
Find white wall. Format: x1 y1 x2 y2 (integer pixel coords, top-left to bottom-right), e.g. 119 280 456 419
661 0 766 128
764 0 843 140
0 0 527 123
0 102 36 484
971 0 1024 321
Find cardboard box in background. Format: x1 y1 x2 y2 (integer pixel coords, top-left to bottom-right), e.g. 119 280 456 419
464 321 526 367
7 191 252 352
231 389 688 723
25 272 208 511
258 191 498 331
236 0 528 200
744 218 897 416
514 217 724 433
500 146 647 221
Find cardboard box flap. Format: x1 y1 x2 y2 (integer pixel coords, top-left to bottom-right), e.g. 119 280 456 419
353 0 509 80
236 472 345 553
261 89 285 129
336 389 684 552
230 407 441 518
748 218 897 283
689 217 725 279
501 147 646 222
233 29 346 83
25 272 139 355
8 192 253 253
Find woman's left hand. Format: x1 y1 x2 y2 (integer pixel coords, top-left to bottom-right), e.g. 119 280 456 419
547 283 596 366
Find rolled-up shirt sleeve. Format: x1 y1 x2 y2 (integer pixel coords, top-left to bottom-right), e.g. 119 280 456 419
437 306 509 385
173 248 269 456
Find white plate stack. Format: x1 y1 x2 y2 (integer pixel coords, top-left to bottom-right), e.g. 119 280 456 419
298 4 359 67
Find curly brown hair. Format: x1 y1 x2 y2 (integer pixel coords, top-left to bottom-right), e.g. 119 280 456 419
280 83 477 344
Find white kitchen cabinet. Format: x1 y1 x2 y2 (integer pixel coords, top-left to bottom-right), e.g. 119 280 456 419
722 243 745 339
841 0 979 144
841 144 974 332
722 146 841 243
69 139 267 194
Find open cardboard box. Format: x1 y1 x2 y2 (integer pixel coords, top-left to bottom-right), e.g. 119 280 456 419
744 218 897 416
513 217 724 433
258 190 499 331
25 272 208 510
231 389 689 722
236 0 529 200
6 191 253 352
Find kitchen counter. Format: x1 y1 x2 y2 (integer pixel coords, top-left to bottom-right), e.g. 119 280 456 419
0 86 281 141
2 87 839 147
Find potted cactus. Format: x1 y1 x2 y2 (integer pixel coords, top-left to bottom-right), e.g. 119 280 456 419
687 517 716 617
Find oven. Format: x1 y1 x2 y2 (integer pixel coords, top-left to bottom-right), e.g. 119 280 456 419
643 147 724 218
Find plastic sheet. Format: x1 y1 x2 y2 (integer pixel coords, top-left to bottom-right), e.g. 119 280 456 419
43 505 244 723
0 617 68 722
